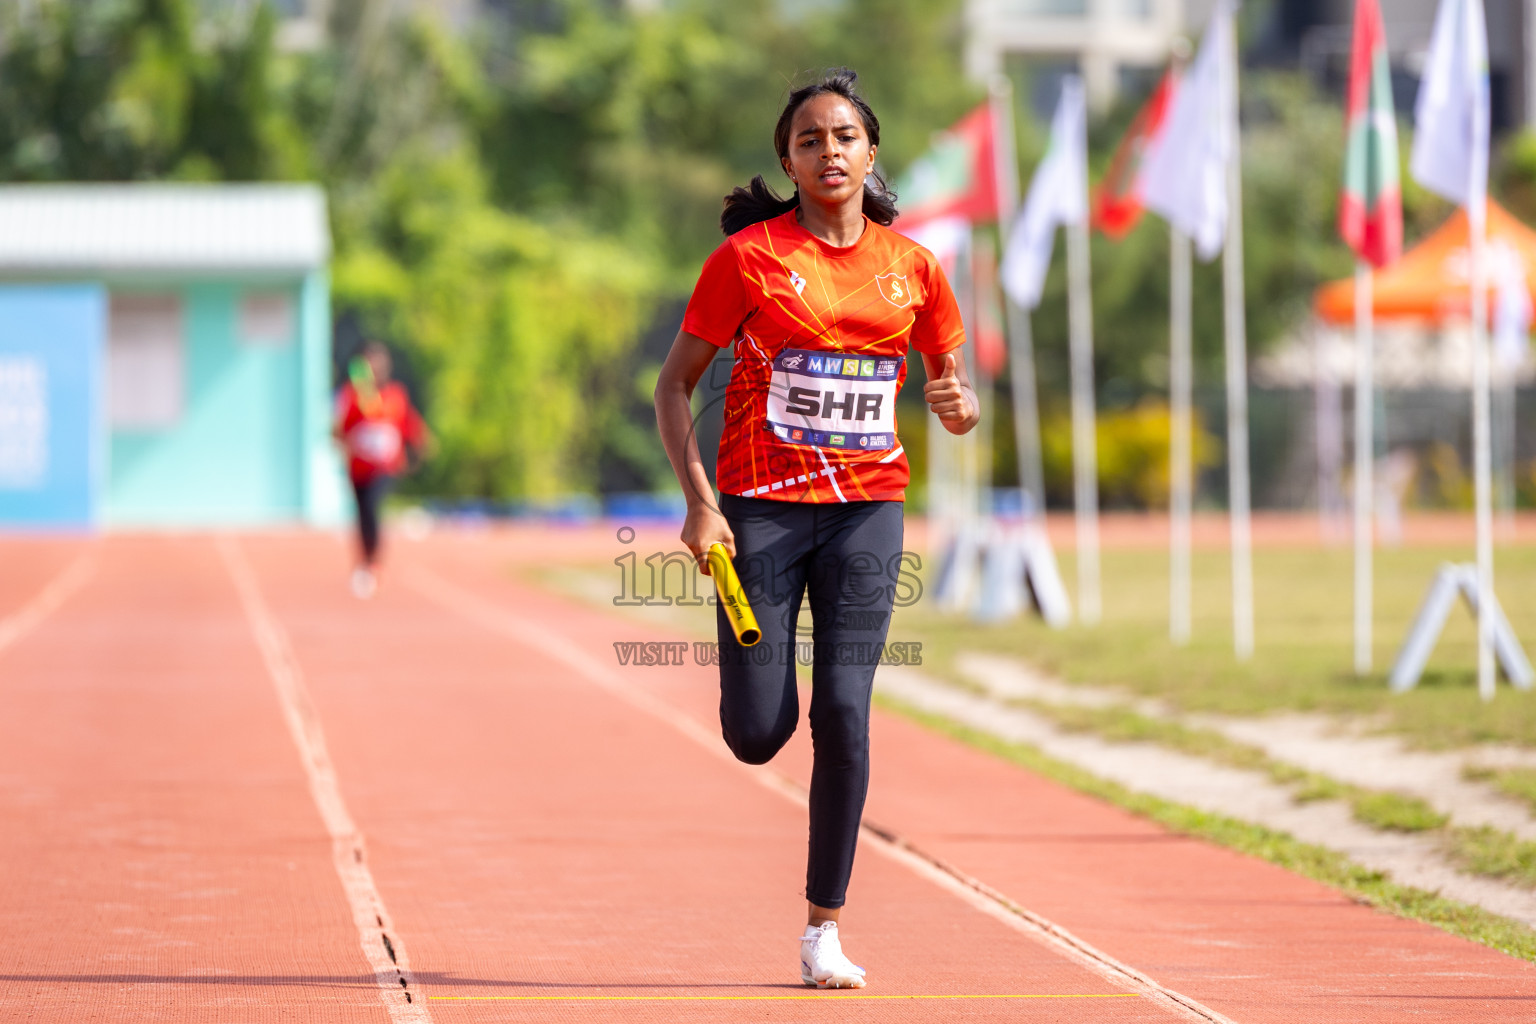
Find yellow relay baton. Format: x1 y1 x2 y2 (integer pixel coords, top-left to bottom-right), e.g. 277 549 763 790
707 542 761 647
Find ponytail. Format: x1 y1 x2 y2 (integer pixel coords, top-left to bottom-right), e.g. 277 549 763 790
861 170 899 226
721 176 798 236
719 68 899 237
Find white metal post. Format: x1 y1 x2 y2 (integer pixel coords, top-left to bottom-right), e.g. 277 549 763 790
1472 218 1496 699
972 233 996 524
1170 228 1193 644
1223 32 1254 660
928 380 953 549
991 75 1047 518
1006 304 1047 511
1498 362 1517 536
1354 262 1374 674
1067 219 1101 624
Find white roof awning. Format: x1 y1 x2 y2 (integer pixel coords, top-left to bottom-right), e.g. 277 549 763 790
1256 323 1534 389
0 184 330 274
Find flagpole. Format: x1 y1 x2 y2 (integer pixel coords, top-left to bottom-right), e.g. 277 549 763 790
960 226 982 609
1407 0 1501 694
1353 261 1374 674
1472 211 1495 700
1067 216 1101 624
1006 304 1047 511
991 75 1047 519
973 233 996 536
1495 305 1517 535
1224 25 1254 660
1501 361 1517 536
933 228 979 611
929 372 950 547
1170 228 1193 644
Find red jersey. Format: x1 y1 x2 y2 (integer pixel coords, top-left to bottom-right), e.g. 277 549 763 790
682 210 965 503
334 380 426 482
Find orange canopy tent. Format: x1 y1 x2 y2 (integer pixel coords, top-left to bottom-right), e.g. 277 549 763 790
1314 201 1536 325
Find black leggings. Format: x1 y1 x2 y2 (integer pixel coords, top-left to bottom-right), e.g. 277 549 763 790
351 475 392 565
716 494 903 909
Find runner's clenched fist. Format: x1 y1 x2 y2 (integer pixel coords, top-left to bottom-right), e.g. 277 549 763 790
923 351 978 432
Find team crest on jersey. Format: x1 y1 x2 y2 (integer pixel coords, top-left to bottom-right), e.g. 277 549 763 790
789 270 807 296
875 273 912 308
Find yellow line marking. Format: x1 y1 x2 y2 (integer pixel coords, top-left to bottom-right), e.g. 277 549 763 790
407 569 1237 1024
429 993 1140 1001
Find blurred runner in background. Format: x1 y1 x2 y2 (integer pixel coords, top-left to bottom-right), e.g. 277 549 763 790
334 341 430 599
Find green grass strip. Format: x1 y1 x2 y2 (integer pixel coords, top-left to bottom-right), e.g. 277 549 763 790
1014 698 1449 834
1446 826 1536 888
1013 701 1272 772
877 694 1536 964
1464 764 1536 817
1349 790 1449 832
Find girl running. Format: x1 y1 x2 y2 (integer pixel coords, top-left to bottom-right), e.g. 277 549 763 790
333 341 430 599
653 69 979 988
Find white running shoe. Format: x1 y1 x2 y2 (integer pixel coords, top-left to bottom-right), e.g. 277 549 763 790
799 921 866 989
350 567 377 600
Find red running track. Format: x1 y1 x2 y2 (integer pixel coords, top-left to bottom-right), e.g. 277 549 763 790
0 530 1532 1023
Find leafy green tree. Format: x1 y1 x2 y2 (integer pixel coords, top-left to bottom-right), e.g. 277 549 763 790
476 0 978 280
0 0 306 181
303 8 665 499
333 144 659 499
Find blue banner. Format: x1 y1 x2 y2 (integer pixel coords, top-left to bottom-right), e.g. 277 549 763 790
0 286 106 528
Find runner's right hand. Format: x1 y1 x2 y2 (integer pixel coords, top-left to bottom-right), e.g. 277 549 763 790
682 504 735 575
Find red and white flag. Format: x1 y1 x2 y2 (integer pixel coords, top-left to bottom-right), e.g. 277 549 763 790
892 103 1000 265
892 103 999 229
1340 0 1403 267
1092 68 1177 239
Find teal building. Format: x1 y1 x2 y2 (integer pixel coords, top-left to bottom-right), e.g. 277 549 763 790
0 185 343 529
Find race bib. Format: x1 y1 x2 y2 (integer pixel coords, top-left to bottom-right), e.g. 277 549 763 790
765 348 900 451
349 421 403 467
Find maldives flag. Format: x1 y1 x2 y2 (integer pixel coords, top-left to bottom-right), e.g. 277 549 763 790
892 103 999 234
1092 69 1177 239
1340 0 1403 267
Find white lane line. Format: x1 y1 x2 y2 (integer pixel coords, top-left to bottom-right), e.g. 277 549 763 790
0 551 94 660
219 538 431 1024
406 564 1237 1024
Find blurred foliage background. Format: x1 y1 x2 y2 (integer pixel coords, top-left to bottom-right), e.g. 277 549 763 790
3 0 1532 504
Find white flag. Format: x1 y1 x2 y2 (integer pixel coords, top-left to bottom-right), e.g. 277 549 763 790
1494 254 1531 370
1411 0 1489 231
1000 76 1087 310
903 214 971 272
1136 0 1236 261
